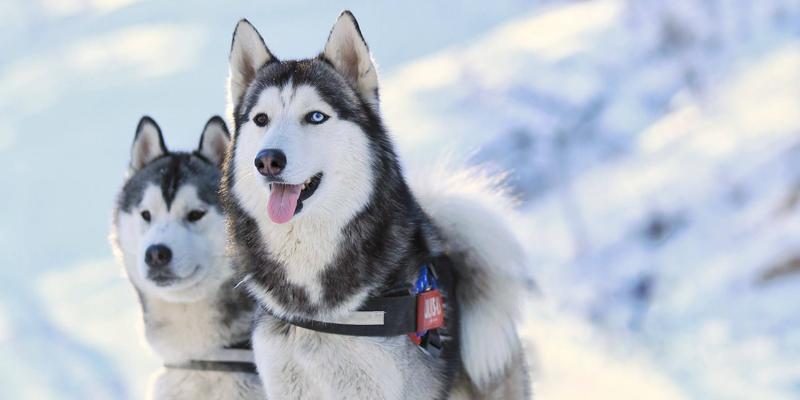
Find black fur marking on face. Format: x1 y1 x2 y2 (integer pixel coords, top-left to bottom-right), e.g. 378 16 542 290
161 156 182 208
118 152 221 213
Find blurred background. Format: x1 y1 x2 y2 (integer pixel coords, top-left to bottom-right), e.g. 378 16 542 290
1 0 799 398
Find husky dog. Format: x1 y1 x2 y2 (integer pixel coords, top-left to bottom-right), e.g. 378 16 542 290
222 11 530 399
110 116 264 399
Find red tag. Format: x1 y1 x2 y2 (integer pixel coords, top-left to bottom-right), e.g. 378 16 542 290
416 289 445 332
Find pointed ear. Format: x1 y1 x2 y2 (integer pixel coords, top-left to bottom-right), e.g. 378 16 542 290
228 19 275 112
131 116 167 171
197 116 230 167
323 11 379 108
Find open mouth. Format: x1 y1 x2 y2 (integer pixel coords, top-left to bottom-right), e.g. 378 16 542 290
267 172 323 224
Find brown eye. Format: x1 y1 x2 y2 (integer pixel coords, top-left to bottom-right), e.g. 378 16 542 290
253 113 269 127
187 210 207 222
141 210 151 222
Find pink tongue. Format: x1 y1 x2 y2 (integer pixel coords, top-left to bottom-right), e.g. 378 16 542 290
268 184 302 224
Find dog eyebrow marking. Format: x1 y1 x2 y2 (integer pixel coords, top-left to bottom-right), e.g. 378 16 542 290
280 78 295 109
161 155 183 210
119 152 220 213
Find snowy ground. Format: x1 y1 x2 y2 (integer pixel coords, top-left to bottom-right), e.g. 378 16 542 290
2 0 799 398
387 1 800 398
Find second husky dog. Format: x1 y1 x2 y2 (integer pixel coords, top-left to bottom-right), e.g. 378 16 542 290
110 116 264 399
221 11 530 399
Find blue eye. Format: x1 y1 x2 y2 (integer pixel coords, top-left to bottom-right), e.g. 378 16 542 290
305 111 329 124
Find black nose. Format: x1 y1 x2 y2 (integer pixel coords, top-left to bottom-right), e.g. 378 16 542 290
145 244 172 269
254 149 286 177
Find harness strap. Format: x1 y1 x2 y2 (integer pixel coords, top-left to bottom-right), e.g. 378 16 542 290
164 360 258 374
164 345 258 374
270 256 453 346
225 340 253 350
284 295 417 336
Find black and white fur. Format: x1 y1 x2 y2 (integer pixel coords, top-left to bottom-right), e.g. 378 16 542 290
222 12 530 399
110 116 264 399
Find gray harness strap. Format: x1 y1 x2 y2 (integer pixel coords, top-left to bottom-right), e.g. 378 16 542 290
164 347 257 374
165 360 257 374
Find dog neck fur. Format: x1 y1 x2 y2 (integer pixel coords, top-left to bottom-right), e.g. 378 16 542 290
138 275 252 363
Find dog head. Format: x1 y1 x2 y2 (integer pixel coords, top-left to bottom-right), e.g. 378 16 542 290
224 11 387 227
112 116 232 303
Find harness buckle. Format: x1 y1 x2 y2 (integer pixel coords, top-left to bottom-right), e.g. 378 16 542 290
420 330 443 358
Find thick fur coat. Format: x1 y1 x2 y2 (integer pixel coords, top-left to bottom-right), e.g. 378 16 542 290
221 11 530 399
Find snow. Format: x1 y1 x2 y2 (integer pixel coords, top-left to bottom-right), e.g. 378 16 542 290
1 0 799 398
388 0 800 398
517 42 800 399
36 259 158 399
521 301 687 400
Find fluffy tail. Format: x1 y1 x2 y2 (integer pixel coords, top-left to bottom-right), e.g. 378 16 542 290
411 164 531 390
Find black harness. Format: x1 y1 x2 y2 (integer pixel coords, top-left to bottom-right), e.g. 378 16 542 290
164 341 258 374
164 257 457 374
270 256 457 358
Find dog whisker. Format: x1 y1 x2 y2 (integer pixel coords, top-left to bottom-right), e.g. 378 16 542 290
234 274 251 289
